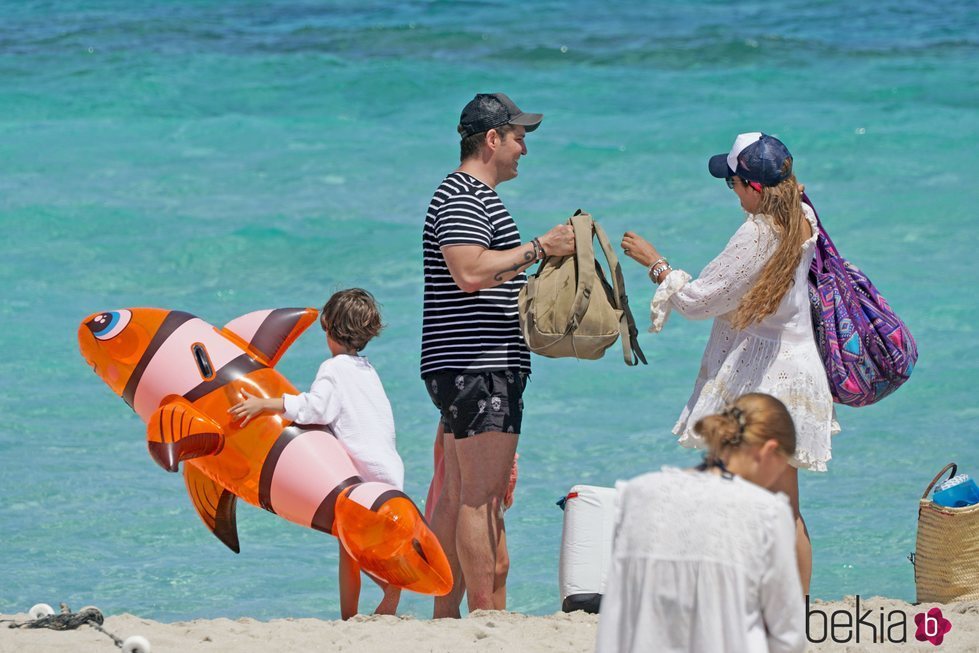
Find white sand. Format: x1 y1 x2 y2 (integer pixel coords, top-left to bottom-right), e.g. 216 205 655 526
2 599 977 653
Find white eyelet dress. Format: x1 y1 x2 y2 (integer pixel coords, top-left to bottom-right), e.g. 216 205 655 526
651 204 840 471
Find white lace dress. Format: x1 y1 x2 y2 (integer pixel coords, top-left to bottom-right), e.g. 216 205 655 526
595 468 806 653
651 204 839 471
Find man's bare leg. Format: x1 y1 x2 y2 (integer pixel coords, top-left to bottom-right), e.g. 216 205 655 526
493 454 518 609
431 423 466 618
492 526 509 610
455 431 519 612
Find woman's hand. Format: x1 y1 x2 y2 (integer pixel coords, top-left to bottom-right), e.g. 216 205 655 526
621 231 662 268
228 390 282 427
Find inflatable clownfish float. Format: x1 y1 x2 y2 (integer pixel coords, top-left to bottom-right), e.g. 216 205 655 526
78 306 452 596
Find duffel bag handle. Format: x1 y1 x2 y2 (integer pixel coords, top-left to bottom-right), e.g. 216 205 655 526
591 218 647 366
567 211 598 331
921 462 958 500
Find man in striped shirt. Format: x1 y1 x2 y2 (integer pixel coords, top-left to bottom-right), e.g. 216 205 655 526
421 93 575 616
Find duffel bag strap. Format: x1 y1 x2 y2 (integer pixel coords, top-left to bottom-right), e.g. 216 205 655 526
592 219 647 366
568 211 597 332
520 271 540 346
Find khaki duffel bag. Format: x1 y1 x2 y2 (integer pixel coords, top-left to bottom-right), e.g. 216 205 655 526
518 210 646 366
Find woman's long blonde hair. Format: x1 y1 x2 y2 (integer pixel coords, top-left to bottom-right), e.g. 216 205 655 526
731 167 810 330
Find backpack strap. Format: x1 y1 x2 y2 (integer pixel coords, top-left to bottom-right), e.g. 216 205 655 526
567 212 597 332
520 261 541 346
591 219 648 366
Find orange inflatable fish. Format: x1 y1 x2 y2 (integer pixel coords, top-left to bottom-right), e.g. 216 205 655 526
78 306 451 596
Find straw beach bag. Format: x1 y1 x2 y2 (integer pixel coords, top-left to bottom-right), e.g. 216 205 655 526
914 463 979 603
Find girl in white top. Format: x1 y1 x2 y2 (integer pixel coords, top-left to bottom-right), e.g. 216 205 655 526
595 393 806 653
621 133 837 594
229 288 404 620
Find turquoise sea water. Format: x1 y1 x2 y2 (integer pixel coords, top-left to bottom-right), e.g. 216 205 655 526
2 0 978 621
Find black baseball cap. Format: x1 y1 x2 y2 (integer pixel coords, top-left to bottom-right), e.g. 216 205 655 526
457 93 543 139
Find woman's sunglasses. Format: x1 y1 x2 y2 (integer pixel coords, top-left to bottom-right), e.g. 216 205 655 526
726 177 763 192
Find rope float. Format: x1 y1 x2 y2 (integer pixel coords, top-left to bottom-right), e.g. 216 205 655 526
4 602 151 653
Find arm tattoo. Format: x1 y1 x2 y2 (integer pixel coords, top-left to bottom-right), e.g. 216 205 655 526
493 250 536 282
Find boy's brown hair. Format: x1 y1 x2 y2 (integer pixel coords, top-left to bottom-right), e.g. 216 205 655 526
320 288 383 352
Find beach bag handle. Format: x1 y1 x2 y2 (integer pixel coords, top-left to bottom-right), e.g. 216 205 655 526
921 462 958 500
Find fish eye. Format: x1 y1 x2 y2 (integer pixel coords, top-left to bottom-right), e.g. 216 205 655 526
86 310 132 341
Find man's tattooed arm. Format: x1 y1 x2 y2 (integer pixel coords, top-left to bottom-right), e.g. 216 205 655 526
493 249 536 282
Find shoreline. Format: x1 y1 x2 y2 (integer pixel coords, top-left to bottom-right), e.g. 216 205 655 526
3 598 977 653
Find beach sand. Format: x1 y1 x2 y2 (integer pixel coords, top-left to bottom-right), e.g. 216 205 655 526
2 598 977 653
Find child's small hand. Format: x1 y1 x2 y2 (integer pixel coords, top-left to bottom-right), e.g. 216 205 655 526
228 390 279 427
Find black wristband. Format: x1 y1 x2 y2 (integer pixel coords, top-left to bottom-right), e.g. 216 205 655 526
533 237 546 259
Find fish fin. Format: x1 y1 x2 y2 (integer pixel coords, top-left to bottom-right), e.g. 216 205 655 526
147 396 225 472
183 463 240 553
220 308 319 368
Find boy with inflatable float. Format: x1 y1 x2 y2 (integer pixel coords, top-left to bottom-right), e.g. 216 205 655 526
78 302 452 619
229 289 405 620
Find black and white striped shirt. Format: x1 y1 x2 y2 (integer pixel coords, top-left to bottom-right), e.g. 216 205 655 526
421 172 531 376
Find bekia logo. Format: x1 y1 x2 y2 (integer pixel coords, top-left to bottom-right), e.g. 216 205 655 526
806 596 953 646
915 607 952 646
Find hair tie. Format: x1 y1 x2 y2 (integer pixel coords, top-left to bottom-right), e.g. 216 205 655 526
721 405 747 446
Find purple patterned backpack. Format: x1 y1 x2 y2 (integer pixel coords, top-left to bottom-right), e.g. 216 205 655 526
804 194 917 407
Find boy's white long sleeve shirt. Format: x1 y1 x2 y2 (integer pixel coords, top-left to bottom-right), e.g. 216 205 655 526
282 354 404 490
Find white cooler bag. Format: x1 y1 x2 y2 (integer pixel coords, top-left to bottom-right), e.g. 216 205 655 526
558 484 617 613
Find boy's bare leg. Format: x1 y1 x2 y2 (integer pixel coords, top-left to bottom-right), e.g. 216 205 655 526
338 542 361 620
431 423 466 618
369 576 401 615
456 431 519 612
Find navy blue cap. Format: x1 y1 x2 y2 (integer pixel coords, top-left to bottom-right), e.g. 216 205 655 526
458 93 543 139
708 133 793 186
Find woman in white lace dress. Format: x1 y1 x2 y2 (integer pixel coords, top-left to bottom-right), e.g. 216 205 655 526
595 393 806 653
621 133 838 594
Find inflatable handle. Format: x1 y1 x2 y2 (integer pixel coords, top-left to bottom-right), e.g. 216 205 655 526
921 462 957 500
29 603 55 620
123 635 153 653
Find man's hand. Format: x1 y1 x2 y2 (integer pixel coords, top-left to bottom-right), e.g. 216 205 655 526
538 223 575 257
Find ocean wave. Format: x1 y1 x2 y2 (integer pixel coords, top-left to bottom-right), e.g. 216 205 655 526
2 1 976 67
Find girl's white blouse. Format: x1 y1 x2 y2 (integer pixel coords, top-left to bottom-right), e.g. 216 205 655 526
595 468 807 653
